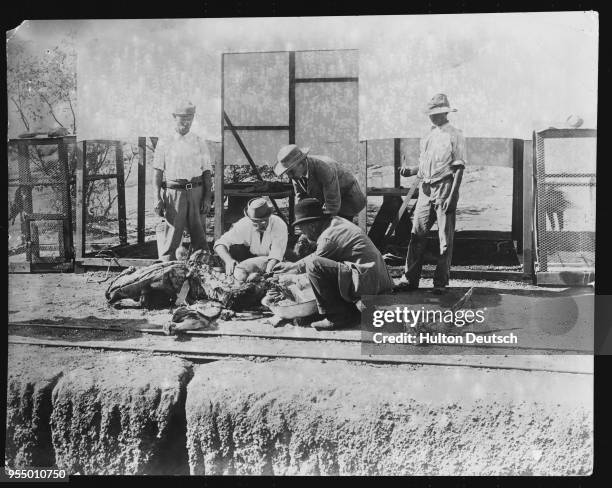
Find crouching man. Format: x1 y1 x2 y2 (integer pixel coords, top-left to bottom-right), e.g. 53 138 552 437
214 198 288 276
273 198 394 330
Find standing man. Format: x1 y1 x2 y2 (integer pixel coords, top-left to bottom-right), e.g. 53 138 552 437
273 198 394 331
153 101 213 261
214 198 288 276
398 93 466 293
274 144 366 222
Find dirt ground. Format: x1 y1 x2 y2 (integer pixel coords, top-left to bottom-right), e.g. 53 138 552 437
8 271 558 328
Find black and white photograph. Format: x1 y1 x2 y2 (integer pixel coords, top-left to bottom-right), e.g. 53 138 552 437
4 12 597 477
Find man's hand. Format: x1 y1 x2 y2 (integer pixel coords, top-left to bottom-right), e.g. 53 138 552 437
272 261 299 274
265 259 279 274
225 258 238 277
441 195 458 214
200 199 211 215
399 166 417 178
154 197 165 217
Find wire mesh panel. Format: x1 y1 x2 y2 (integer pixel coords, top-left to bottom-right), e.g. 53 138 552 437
534 128 596 273
83 140 142 255
8 137 75 268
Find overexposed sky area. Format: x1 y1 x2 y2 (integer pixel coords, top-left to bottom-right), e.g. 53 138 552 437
7 13 598 140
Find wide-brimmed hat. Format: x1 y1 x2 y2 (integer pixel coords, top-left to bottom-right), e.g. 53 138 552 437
244 197 273 220
424 93 457 115
173 101 196 116
291 198 330 227
274 144 310 177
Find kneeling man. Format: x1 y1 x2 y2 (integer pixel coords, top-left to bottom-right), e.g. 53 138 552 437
273 198 394 330
214 198 288 276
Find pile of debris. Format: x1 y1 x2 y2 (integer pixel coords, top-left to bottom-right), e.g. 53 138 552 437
104 250 314 334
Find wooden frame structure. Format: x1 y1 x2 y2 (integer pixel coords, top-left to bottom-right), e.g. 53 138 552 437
216 49 362 239
74 137 159 270
8 136 74 273
532 128 596 286
363 137 532 280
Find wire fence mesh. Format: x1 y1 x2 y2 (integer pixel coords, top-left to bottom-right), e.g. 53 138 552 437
534 130 596 272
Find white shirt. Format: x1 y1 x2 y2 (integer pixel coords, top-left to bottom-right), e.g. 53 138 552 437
153 131 212 180
214 215 288 262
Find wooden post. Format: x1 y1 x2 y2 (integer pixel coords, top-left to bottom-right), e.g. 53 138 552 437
522 136 535 280
75 140 87 264
17 141 34 262
512 139 524 252
393 138 401 189
57 137 73 260
137 137 147 244
215 54 226 240
115 142 128 246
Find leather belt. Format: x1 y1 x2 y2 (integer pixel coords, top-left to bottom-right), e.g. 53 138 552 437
162 179 203 190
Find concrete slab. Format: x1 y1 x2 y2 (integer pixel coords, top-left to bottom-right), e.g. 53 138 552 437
185 359 593 475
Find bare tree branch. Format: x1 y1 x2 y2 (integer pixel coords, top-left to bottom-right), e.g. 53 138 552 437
38 92 65 128
10 97 30 131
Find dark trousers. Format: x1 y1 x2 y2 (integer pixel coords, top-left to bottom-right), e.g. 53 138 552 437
305 256 359 316
404 180 456 288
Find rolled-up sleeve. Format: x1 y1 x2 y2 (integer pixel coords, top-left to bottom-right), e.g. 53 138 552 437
451 131 467 169
317 163 341 215
152 139 166 172
214 220 246 250
198 137 213 173
268 218 288 261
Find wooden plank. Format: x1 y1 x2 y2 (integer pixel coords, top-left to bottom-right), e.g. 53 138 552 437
393 138 401 188
115 143 128 246
511 139 524 248
75 141 87 260
289 51 296 145
17 141 33 263
76 257 158 268
294 77 359 83
522 138 535 280
223 125 290 131
57 137 73 261
215 54 226 241
536 271 595 286
85 173 119 181
384 176 421 241
137 137 147 244
367 188 418 196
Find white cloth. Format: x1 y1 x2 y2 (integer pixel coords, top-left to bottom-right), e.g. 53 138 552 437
214 215 288 262
153 131 212 180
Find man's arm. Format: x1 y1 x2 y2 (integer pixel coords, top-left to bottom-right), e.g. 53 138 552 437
266 218 289 273
213 222 244 275
200 170 213 214
442 131 467 213
317 162 341 215
153 169 164 217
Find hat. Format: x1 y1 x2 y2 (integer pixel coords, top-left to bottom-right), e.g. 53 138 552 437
244 198 273 220
173 101 196 116
291 198 330 227
424 93 457 115
274 144 310 177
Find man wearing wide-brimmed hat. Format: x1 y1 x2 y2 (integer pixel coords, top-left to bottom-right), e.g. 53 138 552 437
152 101 213 261
397 93 467 293
214 197 288 276
274 144 366 222
273 198 393 331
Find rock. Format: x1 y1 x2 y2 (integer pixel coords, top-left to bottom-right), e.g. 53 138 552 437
186 359 592 475
50 353 193 475
5 345 100 468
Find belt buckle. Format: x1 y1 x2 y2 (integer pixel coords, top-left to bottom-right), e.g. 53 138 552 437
185 183 193 190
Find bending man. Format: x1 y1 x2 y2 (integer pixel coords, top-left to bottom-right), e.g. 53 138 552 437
273 198 394 331
214 198 288 276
